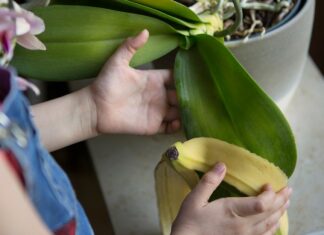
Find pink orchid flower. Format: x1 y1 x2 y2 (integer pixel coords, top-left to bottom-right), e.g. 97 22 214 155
0 0 46 65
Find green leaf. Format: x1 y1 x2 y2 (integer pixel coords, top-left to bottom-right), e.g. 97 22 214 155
115 0 202 30
175 46 243 145
129 0 202 23
12 5 182 80
175 35 296 177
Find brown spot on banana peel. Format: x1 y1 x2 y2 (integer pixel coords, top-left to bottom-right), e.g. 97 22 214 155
165 146 179 160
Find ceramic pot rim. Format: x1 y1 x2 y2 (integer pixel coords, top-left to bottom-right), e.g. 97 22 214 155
225 0 314 48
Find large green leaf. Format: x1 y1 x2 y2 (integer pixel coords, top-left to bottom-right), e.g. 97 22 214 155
12 5 182 80
175 45 243 145
175 35 296 177
129 0 202 23
115 0 202 30
50 0 201 30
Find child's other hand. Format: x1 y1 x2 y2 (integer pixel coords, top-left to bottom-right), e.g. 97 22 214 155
90 29 180 135
172 163 292 235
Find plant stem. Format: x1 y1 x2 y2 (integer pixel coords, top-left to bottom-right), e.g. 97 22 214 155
214 0 242 37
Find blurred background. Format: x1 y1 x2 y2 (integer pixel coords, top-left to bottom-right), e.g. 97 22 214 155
309 1 323 74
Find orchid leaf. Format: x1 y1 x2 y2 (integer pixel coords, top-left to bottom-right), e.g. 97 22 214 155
128 0 202 23
115 0 202 29
12 5 182 80
175 46 243 145
175 35 296 177
50 0 199 29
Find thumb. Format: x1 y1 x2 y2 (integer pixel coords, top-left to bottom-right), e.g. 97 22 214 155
186 163 226 207
110 29 149 66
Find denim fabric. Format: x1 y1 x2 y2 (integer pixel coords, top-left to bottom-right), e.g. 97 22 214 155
0 67 94 235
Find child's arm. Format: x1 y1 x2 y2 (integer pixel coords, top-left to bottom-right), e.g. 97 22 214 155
0 151 52 235
32 30 180 152
0 149 291 235
171 163 292 235
31 87 97 152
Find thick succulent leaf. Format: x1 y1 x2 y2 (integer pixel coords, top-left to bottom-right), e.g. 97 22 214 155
50 0 199 30
175 35 296 177
50 0 104 5
12 5 182 80
129 0 202 23
175 45 243 146
115 0 202 30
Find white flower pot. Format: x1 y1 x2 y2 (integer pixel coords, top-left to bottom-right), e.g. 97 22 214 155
226 0 315 109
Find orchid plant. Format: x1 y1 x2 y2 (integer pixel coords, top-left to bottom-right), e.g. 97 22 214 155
1 1 297 234
9 0 296 191
0 0 45 93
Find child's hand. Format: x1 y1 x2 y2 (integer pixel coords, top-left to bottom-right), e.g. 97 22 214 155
32 30 180 151
90 29 180 135
172 163 292 235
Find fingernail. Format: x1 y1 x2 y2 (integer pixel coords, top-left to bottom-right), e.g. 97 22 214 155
288 187 293 195
141 29 149 37
213 162 225 175
284 187 293 196
284 200 290 209
264 184 272 191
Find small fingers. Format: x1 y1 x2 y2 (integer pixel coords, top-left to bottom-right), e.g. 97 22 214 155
185 163 226 207
260 223 280 235
145 69 174 88
229 188 276 217
108 29 149 67
262 184 272 192
253 201 289 235
252 187 292 224
268 221 282 235
161 70 174 88
164 107 180 122
266 187 292 214
167 89 178 106
158 120 181 134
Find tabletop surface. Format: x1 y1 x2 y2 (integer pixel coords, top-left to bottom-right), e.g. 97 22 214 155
87 58 324 235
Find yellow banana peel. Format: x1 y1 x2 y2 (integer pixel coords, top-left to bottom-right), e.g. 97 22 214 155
155 137 289 235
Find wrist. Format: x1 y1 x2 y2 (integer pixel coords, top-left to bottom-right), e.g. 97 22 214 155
171 221 197 235
171 228 197 235
31 86 99 151
75 86 99 139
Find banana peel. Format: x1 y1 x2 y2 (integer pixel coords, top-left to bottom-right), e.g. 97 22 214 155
155 137 289 235
155 159 199 235
166 137 288 196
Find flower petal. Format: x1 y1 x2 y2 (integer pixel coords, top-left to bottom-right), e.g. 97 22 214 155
17 33 46 50
1 31 11 54
0 6 45 36
15 6 45 35
23 11 45 35
15 16 31 35
16 76 40 96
